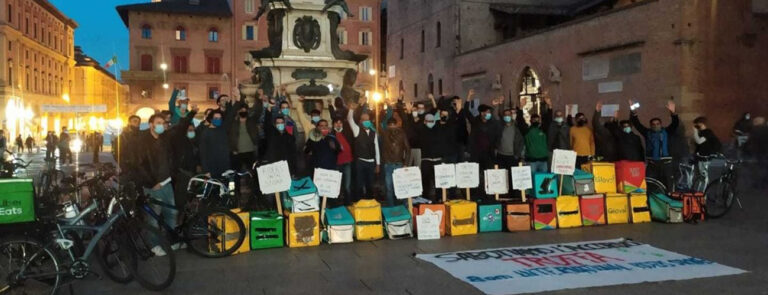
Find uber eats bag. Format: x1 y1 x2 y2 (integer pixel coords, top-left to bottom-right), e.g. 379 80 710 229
0 179 35 225
381 205 413 239
649 193 683 223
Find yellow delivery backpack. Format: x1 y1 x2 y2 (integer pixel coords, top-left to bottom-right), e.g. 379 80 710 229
445 200 477 236
350 199 384 241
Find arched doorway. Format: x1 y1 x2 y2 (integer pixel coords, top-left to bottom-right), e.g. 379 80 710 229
518 66 541 118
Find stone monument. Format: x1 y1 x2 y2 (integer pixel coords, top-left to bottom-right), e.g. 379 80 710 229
240 0 367 106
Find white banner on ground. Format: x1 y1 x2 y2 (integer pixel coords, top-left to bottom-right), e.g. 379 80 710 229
416 238 746 295
551 149 577 175
393 167 423 199
434 163 456 189
510 166 533 190
484 169 509 195
313 168 342 199
456 162 480 189
257 160 291 194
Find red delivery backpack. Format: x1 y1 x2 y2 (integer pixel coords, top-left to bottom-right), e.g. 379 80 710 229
672 192 705 223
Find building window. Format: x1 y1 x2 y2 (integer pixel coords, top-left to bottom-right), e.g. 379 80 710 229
173 55 188 73
359 58 371 72
25 71 29 90
359 31 370 46
175 26 186 41
360 7 372 21
436 22 441 48
33 23 37 38
7 65 12 86
140 54 153 71
208 28 218 42
413 83 418 98
206 56 221 74
141 24 152 39
428 74 434 95
420 30 425 52
7 5 11 23
25 17 28 34
338 28 347 45
400 38 404 59
245 0 254 13
208 86 220 100
243 24 255 40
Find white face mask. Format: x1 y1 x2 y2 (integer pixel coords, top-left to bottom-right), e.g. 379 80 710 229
334 127 343 132
554 117 564 124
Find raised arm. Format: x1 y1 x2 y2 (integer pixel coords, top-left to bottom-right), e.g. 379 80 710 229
347 108 360 137
665 101 679 133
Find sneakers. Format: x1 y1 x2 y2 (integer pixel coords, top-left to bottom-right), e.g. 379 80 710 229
171 242 187 251
151 245 167 257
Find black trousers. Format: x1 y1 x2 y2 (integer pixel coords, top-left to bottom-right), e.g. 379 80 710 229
647 158 674 191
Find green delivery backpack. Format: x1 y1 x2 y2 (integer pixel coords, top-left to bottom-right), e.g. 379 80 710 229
0 179 35 225
648 192 683 223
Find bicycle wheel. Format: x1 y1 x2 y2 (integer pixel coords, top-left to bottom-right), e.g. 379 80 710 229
95 229 133 284
183 208 245 258
705 178 734 219
0 236 61 295
646 177 668 195
119 221 176 291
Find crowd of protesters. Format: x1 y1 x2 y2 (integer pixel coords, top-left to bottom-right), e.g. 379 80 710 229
109 85 768 234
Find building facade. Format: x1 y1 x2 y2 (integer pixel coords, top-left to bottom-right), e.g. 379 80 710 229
387 0 768 137
117 0 233 117
230 0 382 93
0 0 76 141
72 46 129 133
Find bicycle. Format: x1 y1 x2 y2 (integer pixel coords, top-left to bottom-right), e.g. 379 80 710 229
0 173 176 294
135 172 247 258
704 158 742 218
0 150 31 178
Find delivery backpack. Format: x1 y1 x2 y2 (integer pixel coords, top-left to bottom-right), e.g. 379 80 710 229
672 192 705 223
648 193 683 223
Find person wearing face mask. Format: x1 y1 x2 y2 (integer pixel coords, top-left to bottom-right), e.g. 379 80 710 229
630 99 679 189
114 115 142 181
569 112 595 167
464 98 502 198
331 118 354 204
496 107 524 171
169 106 199 212
691 117 722 191
263 116 298 175
418 113 451 202
516 97 551 174
380 118 410 206
592 102 619 162
547 99 571 152
304 119 341 175
228 96 264 172
610 119 645 162
404 101 429 168
347 105 380 201
199 110 232 179
168 89 191 125
137 114 184 252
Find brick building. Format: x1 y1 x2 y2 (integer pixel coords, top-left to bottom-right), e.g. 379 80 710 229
117 0 233 116
72 46 129 132
387 0 768 137
0 0 77 141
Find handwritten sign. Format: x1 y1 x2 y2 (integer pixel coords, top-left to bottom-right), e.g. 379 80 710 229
484 169 509 195
393 167 423 199
565 104 579 117
456 162 480 189
601 104 620 117
510 166 533 190
257 160 292 194
551 149 577 175
434 164 456 189
416 213 441 240
313 168 342 199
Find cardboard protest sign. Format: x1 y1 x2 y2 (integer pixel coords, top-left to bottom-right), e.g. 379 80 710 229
257 160 291 194
416 213 441 240
313 168 342 199
393 167 423 199
551 149 577 175
484 169 509 195
510 166 533 190
601 104 619 117
434 164 456 189
456 162 480 188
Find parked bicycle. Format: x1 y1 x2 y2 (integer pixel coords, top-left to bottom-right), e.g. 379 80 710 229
704 158 742 218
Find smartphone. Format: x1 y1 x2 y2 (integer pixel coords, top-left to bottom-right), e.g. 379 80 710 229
630 102 640 111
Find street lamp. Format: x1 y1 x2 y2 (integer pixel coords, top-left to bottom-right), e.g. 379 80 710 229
160 63 168 71
368 69 376 76
162 83 169 89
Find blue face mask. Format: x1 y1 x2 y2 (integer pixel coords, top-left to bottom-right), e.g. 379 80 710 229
180 103 188 111
362 120 373 129
623 127 632 134
503 116 512 123
426 122 436 129
212 118 223 127
276 123 286 131
433 113 441 121
484 113 492 121
281 108 290 116
186 131 196 139
311 116 321 123
153 124 165 135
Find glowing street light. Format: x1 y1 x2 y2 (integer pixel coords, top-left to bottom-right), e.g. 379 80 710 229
368 69 376 76
160 63 168 71
372 92 382 102
327 84 334 92
162 83 169 89
62 93 70 103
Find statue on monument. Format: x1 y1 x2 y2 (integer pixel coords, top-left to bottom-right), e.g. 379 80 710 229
322 0 353 17
340 69 361 105
251 66 275 98
249 10 285 60
255 0 293 21
327 12 367 62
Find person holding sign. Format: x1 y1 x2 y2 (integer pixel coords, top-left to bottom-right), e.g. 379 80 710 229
463 92 502 196
381 118 410 206
570 112 595 167
347 106 381 201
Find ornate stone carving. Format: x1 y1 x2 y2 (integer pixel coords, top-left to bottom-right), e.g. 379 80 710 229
296 79 331 97
293 16 321 53
291 68 327 80
249 10 286 60
328 12 367 62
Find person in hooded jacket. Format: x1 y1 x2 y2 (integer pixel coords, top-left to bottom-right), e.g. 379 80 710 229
331 117 354 205
304 119 340 173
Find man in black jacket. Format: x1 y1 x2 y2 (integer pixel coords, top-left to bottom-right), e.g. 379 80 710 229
199 110 231 179
262 115 298 175
169 107 199 211
229 98 264 171
593 102 618 162
612 119 645 162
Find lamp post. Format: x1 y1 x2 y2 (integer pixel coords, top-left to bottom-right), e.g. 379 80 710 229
160 63 168 90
